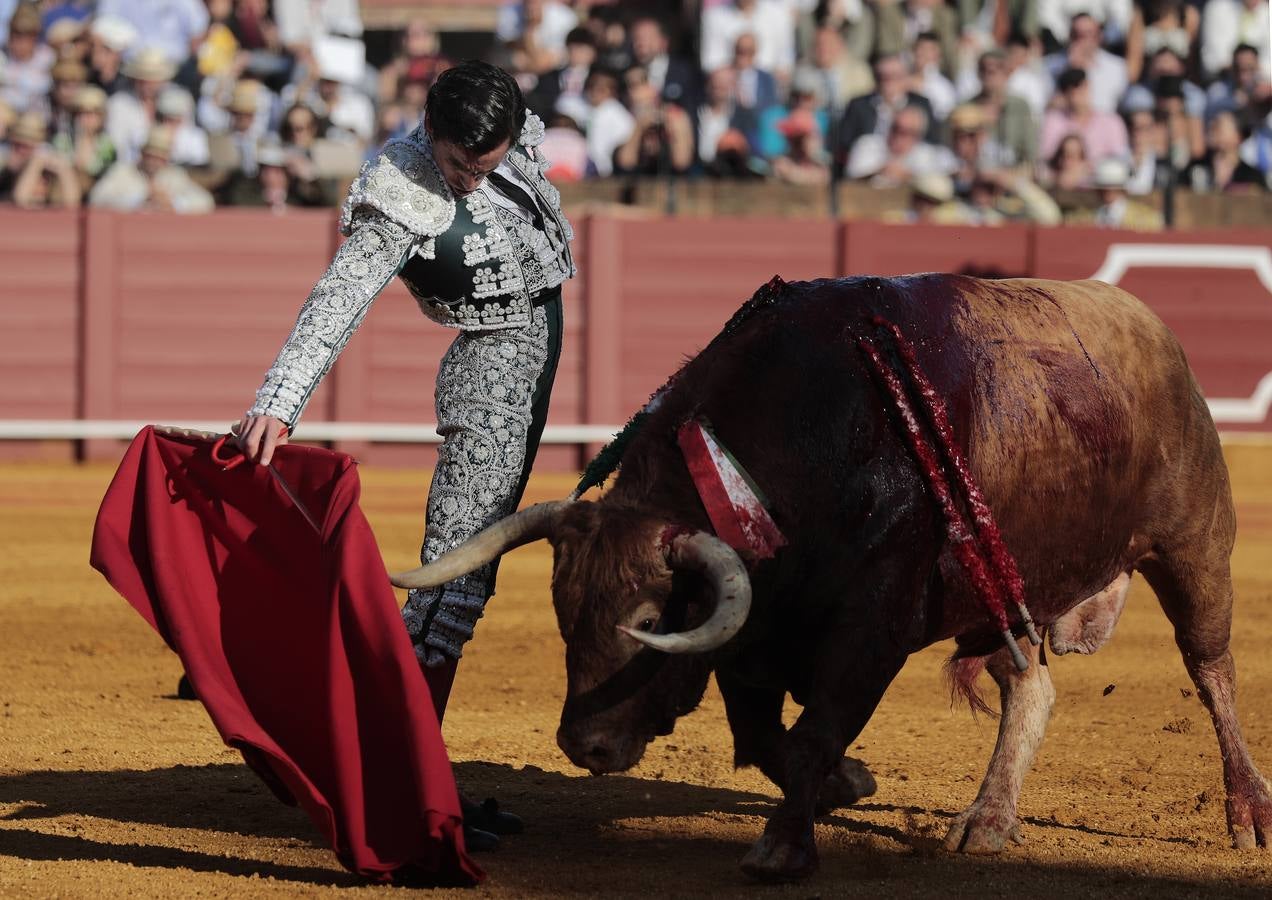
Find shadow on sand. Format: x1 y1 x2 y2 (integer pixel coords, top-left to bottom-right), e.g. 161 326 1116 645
0 761 1261 896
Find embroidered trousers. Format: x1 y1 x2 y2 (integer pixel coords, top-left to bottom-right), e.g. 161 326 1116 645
401 291 563 666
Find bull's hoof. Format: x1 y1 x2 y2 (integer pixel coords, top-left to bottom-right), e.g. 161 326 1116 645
1227 775 1272 849
816 756 877 815
942 800 1024 854
740 830 818 882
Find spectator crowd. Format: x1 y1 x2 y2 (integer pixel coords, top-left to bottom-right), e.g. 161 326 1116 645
0 0 1269 230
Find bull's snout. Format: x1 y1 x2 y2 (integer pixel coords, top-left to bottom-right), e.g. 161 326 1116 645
557 726 633 775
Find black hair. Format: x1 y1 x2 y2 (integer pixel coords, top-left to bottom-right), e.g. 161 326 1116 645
565 26 595 48
1057 67 1087 92
425 60 525 154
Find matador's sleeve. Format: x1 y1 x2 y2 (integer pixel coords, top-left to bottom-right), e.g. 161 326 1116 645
248 211 416 426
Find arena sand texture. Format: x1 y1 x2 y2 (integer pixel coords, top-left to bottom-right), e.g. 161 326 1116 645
1 448 1271 899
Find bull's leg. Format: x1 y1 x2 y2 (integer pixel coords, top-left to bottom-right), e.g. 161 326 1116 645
739 649 907 881
719 672 788 786
718 672 877 812
943 637 1054 853
1140 548 1272 849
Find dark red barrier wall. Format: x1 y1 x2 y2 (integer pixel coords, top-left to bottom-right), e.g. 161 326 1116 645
0 209 1268 470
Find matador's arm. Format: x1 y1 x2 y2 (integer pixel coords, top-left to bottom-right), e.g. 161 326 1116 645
248 211 417 426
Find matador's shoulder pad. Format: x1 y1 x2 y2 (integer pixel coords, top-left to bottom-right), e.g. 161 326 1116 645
339 129 457 239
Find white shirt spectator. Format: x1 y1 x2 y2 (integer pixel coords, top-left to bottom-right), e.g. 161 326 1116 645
1044 48 1128 114
273 0 364 46
917 63 957 123
496 1 578 56
1201 0 1271 80
556 94 634 177
106 91 154 164
97 0 209 67
701 1 796 77
1 42 54 114
697 105 733 164
846 133 958 183
1038 0 1133 46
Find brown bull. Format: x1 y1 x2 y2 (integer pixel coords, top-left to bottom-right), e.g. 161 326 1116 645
394 274 1272 881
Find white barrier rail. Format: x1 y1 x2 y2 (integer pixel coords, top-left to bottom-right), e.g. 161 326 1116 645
0 420 1266 446
0 420 624 444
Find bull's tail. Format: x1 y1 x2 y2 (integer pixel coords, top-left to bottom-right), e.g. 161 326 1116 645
945 655 995 718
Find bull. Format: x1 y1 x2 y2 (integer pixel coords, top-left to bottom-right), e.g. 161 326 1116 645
393 275 1272 880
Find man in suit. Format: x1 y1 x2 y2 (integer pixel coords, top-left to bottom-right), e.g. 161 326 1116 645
525 26 594 117
732 32 779 115
629 14 698 112
836 53 937 168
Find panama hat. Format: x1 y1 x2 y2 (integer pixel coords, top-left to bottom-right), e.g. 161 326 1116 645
1093 157 1130 189
156 86 194 119
123 48 177 83
8 4 42 36
91 16 138 54
227 80 262 115
74 84 108 113
949 104 988 133
52 58 89 83
911 171 954 203
141 125 174 157
10 111 48 144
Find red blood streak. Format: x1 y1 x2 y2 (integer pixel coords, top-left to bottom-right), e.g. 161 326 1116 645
872 318 1035 633
857 338 1011 632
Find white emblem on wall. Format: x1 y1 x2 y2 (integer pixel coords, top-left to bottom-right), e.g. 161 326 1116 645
1090 243 1272 426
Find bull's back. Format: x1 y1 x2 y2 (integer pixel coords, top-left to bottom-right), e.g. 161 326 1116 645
783 275 1218 624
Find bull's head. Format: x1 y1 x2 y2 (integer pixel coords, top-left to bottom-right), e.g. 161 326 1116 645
391 500 751 774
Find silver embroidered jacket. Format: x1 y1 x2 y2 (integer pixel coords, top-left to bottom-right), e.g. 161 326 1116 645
249 113 574 426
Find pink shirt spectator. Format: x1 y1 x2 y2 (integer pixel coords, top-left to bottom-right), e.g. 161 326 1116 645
1039 109 1129 164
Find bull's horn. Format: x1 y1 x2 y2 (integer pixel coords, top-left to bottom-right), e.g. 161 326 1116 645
619 532 752 654
390 500 570 589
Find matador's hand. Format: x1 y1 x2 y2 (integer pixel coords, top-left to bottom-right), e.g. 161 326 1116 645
235 415 289 466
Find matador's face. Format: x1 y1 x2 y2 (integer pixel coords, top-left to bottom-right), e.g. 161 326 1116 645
429 134 511 197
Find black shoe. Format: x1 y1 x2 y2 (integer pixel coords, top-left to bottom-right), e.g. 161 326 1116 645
463 824 501 852
461 795 524 836
176 674 198 701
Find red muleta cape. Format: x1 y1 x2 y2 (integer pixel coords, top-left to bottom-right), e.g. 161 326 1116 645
90 426 482 885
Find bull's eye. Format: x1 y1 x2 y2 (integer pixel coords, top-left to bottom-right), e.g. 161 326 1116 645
637 618 657 633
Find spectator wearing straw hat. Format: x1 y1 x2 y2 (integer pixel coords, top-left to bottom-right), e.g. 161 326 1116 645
1068 157 1164 230
46 16 90 65
107 47 179 164
208 79 266 180
0 109 48 201
88 15 138 96
883 171 971 224
52 84 116 188
90 124 213 213
49 57 89 141
156 85 208 167
3 4 54 113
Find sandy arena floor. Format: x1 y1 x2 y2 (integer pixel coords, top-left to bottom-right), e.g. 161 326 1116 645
1 447 1270 899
